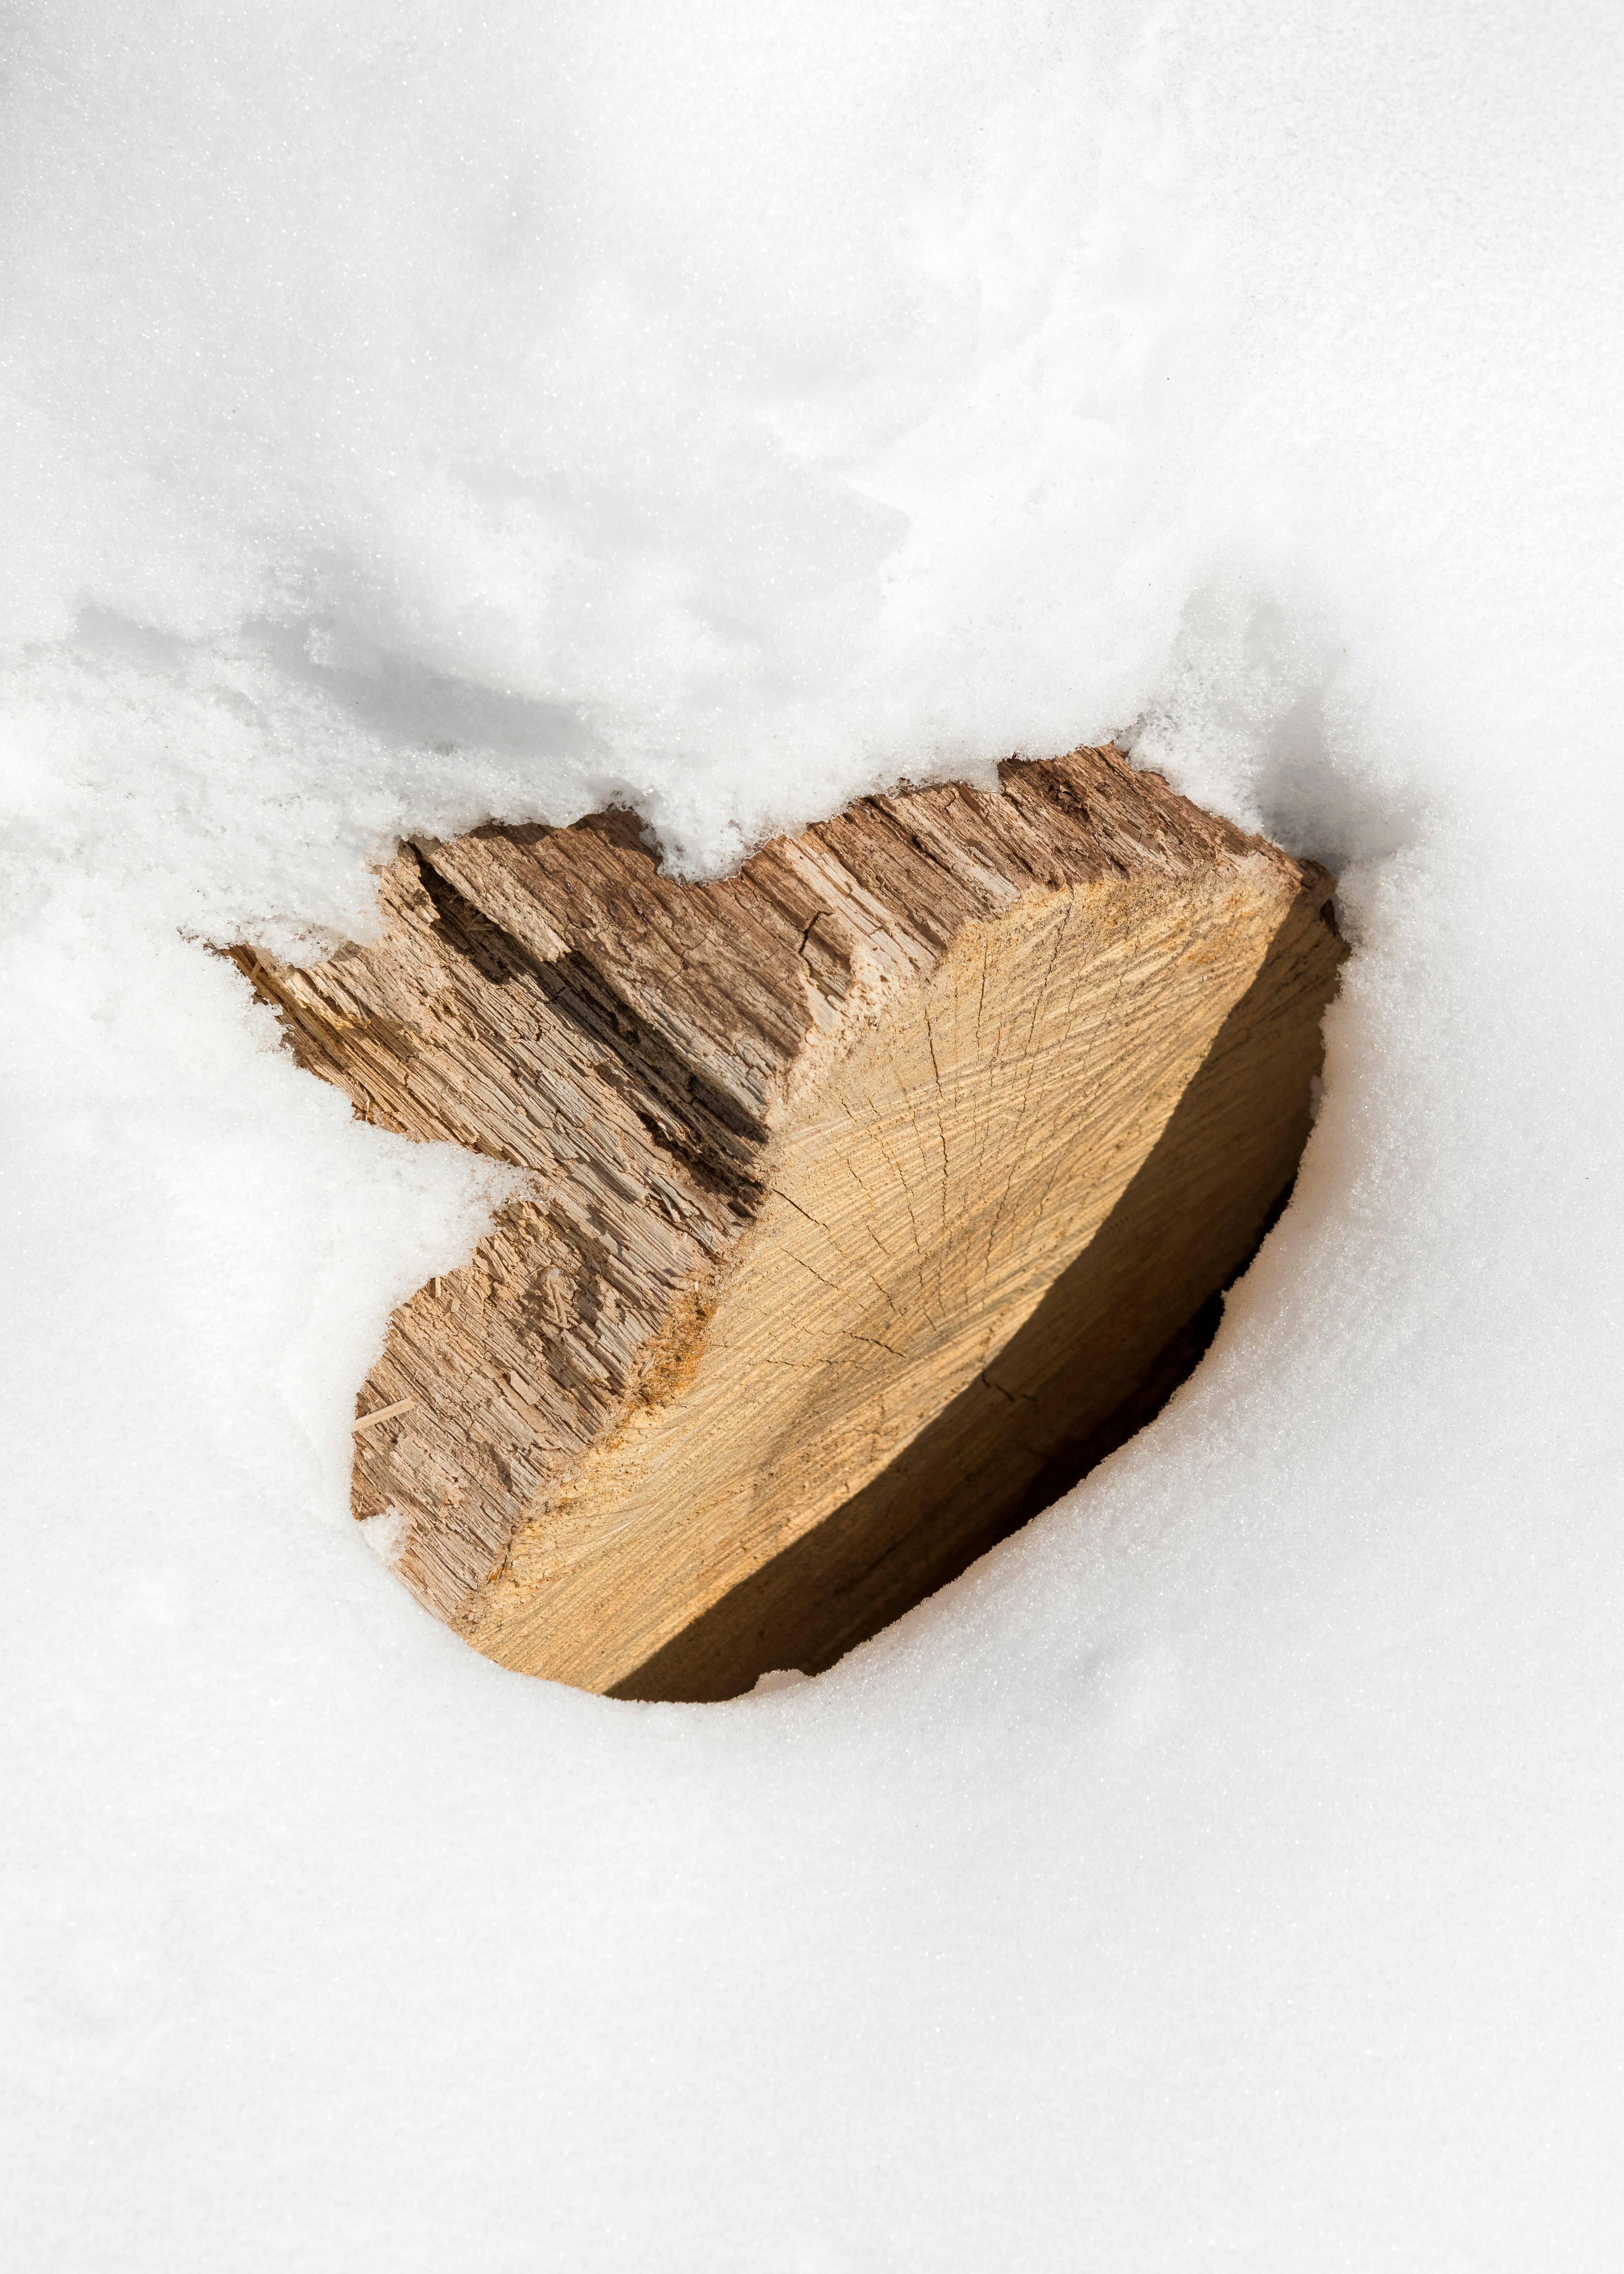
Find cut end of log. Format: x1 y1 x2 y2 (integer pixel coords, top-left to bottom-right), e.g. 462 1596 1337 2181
233 748 1345 1701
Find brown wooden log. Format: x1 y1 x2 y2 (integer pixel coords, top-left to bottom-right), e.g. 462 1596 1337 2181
232 747 1343 1699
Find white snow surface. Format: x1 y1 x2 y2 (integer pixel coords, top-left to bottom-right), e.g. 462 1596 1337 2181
3 2 1622 2264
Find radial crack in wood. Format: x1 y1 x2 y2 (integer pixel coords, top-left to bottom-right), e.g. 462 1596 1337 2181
231 747 1345 1699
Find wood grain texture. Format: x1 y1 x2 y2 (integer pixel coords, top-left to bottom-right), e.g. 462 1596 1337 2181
232 748 1344 1698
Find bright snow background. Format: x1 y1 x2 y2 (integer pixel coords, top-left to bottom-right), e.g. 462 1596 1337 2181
3 2 1622 2265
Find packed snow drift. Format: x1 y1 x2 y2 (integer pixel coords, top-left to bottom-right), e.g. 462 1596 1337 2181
2 1 1621 2265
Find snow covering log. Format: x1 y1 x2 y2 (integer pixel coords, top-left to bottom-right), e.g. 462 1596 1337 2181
232 748 1343 1699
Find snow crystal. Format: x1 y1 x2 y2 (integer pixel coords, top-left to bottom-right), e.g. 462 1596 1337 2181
2 0 1621 2265
357 1507 410 1569
749 1667 812 1697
